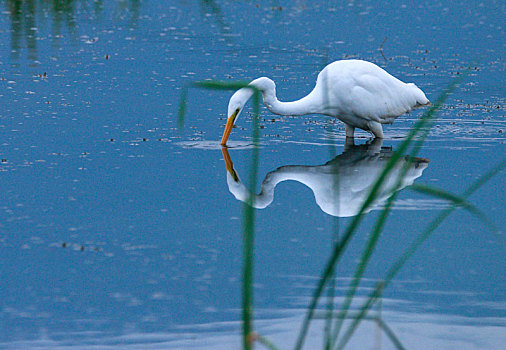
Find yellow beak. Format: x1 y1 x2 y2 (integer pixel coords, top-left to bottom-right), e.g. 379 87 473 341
220 109 239 146
221 147 238 181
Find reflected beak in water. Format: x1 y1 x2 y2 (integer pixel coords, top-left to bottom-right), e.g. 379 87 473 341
220 109 239 146
221 147 239 181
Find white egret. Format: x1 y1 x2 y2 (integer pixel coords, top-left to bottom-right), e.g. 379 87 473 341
221 59 429 145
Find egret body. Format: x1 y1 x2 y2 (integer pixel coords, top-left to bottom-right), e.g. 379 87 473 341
221 59 429 145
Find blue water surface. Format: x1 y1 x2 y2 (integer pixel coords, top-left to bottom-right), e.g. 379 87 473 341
0 1 504 349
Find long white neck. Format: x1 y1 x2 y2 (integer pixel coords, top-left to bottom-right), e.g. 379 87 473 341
227 167 302 209
226 172 276 209
249 77 323 116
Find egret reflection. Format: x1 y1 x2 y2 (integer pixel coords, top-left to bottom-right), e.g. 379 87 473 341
222 138 429 217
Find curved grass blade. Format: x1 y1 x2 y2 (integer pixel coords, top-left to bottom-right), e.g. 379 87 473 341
330 165 498 347
330 186 400 348
329 73 471 349
316 311 407 350
295 130 422 349
410 183 499 236
375 317 407 350
256 334 282 350
294 72 465 350
329 151 434 348
336 159 506 349
177 80 253 130
192 80 252 91
296 126 419 349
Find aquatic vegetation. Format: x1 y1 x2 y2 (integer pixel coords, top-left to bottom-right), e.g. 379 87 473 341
178 71 504 349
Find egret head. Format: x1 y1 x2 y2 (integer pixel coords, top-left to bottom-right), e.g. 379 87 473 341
220 87 255 145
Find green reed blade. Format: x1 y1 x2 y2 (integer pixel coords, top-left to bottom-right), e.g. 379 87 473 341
316 311 407 350
296 91 446 350
375 317 407 350
324 126 340 350
242 200 255 350
329 74 468 349
329 151 432 348
410 183 499 235
295 72 467 350
242 90 262 350
177 80 256 130
177 85 189 129
257 334 282 350
336 159 505 349
330 189 399 348
177 79 263 349
192 80 251 90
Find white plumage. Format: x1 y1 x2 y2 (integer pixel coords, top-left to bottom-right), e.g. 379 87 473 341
222 139 429 217
221 59 429 144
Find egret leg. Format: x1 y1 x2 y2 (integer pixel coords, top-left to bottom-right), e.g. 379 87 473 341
345 124 355 138
367 121 384 138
